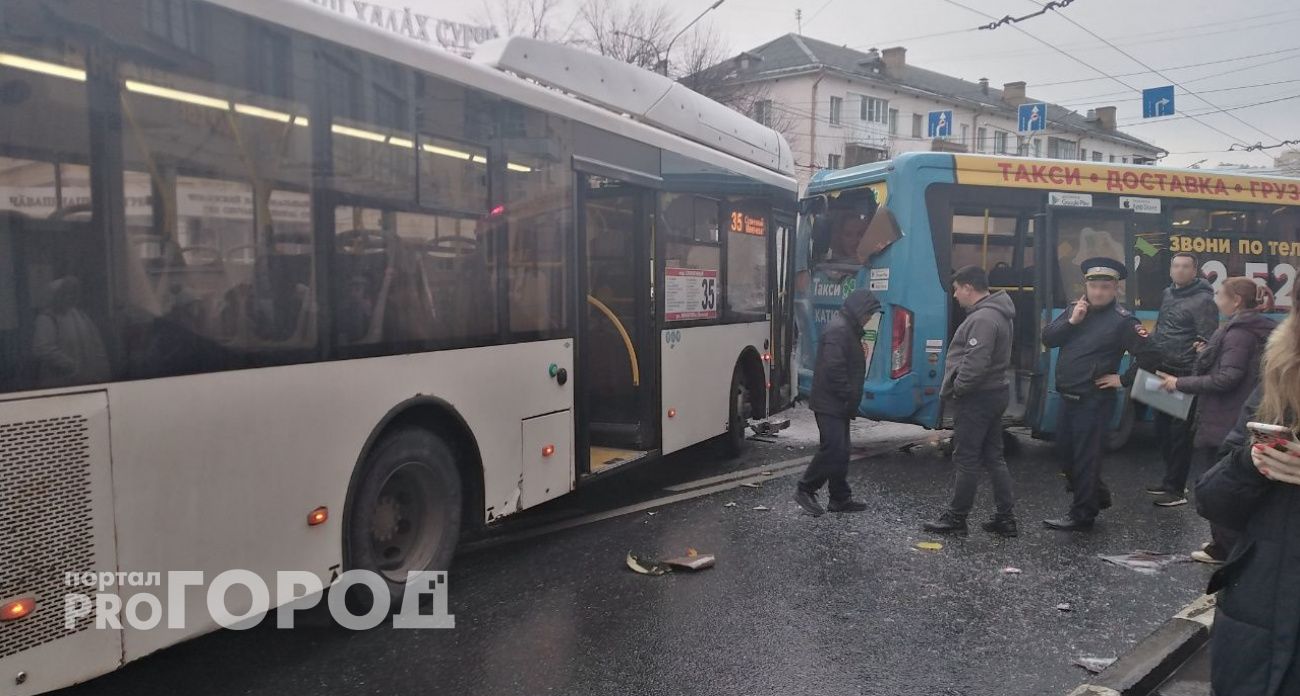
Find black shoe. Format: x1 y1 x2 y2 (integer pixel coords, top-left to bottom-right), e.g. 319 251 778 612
1043 516 1095 531
922 514 968 534
1145 484 1170 495
1154 491 1188 507
981 516 1019 537
826 498 868 513
793 489 825 517
1099 491 1113 510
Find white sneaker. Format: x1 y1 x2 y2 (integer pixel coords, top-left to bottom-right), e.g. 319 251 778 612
1191 550 1223 565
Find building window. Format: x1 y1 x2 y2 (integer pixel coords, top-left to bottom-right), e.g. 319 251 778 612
1079 148 1087 161
912 113 923 138
753 99 772 127
1122 156 1129 163
888 108 899 135
1033 138 1043 157
960 124 969 147
829 96 842 126
1092 151 1103 162
861 96 888 124
976 127 987 152
827 154 842 169
1109 154 1117 163
1048 137 1076 159
993 130 1007 154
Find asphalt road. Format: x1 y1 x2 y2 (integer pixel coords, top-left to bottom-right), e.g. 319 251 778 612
56 407 1216 696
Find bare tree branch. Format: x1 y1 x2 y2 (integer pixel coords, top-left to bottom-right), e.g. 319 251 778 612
475 0 564 41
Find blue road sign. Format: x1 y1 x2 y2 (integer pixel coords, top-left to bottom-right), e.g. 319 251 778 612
1143 85 1175 118
927 110 953 138
1018 102 1046 133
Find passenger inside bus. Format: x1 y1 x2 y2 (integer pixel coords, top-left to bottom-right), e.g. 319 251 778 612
30 276 111 389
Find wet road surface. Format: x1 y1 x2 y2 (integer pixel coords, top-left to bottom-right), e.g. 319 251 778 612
57 407 1216 696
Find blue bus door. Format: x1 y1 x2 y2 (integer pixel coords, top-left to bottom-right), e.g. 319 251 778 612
1031 204 1140 448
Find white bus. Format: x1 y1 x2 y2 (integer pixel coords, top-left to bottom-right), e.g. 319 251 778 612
0 1 797 691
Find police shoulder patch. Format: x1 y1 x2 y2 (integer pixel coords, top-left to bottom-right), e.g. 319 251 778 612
1114 305 1133 317
1134 323 1150 338
968 337 979 347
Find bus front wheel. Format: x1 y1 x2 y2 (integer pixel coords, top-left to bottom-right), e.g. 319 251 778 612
347 426 462 612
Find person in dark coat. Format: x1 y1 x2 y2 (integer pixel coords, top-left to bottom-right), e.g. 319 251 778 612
1146 252 1219 507
1160 277 1276 562
924 265 1018 536
1195 356 1300 693
795 287 881 516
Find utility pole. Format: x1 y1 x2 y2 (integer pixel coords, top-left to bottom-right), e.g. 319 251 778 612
658 0 727 75
796 8 802 35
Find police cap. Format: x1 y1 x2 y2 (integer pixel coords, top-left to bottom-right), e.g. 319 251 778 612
1080 257 1126 281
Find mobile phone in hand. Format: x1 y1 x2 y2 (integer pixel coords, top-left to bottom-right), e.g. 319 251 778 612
1247 422 1297 448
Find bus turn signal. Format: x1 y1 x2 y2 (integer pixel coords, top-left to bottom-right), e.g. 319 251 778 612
308 507 329 526
541 445 556 457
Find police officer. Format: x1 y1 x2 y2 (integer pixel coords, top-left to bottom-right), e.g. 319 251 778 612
1041 258 1158 531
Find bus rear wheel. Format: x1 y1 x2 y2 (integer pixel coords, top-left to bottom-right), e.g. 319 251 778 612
347 426 462 611
722 366 752 458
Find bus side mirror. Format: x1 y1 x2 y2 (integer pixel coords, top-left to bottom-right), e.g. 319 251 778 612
799 195 827 216
812 216 832 261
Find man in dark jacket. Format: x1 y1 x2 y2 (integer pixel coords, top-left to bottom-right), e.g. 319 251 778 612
1146 252 1219 507
924 266 1018 536
795 287 881 516
1195 385 1300 695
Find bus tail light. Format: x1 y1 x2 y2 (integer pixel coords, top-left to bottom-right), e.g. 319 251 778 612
308 507 329 527
541 444 556 457
890 306 914 379
1 597 35 622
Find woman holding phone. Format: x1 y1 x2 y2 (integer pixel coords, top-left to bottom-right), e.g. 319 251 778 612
1158 277 1275 560
1195 279 1300 695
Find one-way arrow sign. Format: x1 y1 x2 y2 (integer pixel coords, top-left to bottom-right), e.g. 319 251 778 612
1142 86 1175 118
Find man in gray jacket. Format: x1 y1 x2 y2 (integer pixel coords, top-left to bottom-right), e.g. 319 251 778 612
924 265 1018 536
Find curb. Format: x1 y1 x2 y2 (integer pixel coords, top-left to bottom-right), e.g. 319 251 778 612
1067 594 1215 696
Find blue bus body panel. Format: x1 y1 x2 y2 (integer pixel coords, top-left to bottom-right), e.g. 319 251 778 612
797 153 957 427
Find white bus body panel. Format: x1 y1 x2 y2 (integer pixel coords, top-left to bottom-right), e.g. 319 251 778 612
661 322 769 455
473 37 795 177
96 340 572 661
0 392 122 695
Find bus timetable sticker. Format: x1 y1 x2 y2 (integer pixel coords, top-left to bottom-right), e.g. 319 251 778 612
665 268 719 321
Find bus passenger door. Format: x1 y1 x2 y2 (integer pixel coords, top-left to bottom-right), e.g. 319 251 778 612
1030 206 1136 441
576 173 659 476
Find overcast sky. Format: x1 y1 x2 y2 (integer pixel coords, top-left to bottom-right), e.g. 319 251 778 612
431 0 1300 168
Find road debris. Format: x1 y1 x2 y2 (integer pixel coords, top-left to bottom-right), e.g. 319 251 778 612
723 502 738 508
1072 656 1116 673
1099 551 1192 575
1056 603 1073 612
752 505 771 511
626 552 671 576
1001 567 1023 575
915 541 943 551
663 551 716 571
626 550 715 575
740 482 763 489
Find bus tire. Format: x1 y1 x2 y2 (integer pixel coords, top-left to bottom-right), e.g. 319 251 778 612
1105 399 1135 453
722 365 752 458
346 426 462 613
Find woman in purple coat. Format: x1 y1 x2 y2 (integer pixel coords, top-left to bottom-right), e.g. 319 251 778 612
1158 277 1276 562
